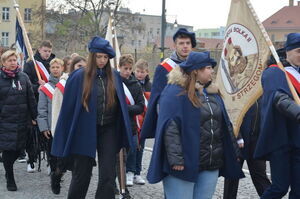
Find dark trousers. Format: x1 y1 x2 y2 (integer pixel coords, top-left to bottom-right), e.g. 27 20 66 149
2 150 20 177
224 138 271 199
261 146 300 199
68 124 118 199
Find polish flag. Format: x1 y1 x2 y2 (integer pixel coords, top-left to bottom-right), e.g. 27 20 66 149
36 61 50 82
284 66 300 94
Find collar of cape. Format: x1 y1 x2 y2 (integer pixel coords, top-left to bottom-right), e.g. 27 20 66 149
269 64 300 94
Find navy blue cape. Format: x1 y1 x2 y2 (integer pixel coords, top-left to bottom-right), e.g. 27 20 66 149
51 68 133 158
147 84 244 183
140 65 169 140
254 67 300 159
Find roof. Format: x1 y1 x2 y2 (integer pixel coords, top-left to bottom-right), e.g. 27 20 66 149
263 6 300 30
197 38 223 49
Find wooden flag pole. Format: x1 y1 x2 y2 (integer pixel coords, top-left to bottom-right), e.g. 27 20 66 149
13 0 42 81
246 0 300 104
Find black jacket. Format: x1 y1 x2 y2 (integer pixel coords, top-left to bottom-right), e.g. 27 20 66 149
0 69 37 151
122 75 144 134
23 51 55 99
164 84 241 170
137 75 152 92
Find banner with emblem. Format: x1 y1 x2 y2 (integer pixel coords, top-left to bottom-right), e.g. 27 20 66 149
216 0 271 136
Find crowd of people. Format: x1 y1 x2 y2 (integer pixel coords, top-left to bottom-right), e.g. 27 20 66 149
0 28 300 199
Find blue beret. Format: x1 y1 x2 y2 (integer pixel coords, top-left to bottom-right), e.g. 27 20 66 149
88 36 116 58
179 51 217 72
285 33 300 52
173 28 197 48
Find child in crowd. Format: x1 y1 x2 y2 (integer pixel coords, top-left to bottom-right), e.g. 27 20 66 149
117 54 144 198
37 58 64 195
126 59 152 185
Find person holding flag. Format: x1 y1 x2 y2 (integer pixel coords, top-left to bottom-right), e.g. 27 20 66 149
140 28 196 140
51 36 133 199
23 40 55 99
254 33 300 199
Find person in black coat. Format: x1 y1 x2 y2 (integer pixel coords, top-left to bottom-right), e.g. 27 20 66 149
117 55 145 190
23 40 55 99
223 99 271 199
0 50 37 191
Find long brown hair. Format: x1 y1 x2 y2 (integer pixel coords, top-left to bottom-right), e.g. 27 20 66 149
82 52 115 112
182 69 201 108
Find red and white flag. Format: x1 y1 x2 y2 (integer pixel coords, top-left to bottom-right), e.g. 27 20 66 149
161 58 177 72
36 61 50 82
56 79 66 94
40 83 54 100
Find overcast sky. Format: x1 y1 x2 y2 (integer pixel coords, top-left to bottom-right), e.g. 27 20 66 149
124 0 290 29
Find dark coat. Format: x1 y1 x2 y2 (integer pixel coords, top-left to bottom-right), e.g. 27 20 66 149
140 54 183 140
147 67 244 183
122 75 144 134
23 51 55 99
137 75 152 92
147 84 244 183
51 68 133 158
254 66 300 160
0 69 37 151
239 100 261 160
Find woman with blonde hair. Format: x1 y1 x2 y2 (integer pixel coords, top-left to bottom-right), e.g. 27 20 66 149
51 36 133 199
147 51 243 199
0 50 37 191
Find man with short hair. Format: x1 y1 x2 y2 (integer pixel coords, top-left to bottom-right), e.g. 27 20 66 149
140 28 196 139
255 32 300 198
24 40 55 99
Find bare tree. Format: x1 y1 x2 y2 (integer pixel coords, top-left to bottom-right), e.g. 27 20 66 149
45 0 122 55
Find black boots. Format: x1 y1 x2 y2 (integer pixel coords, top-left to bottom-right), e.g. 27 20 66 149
5 172 17 191
51 171 63 195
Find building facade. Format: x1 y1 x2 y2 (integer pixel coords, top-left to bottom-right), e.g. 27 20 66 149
263 0 300 47
195 27 225 39
0 0 45 48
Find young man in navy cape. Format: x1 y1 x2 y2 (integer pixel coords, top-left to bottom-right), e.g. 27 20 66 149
140 28 196 140
254 33 300 199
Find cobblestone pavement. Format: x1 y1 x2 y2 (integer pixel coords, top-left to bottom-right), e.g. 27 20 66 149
1 149 288 199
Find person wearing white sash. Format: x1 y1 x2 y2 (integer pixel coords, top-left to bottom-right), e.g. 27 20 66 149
37 58 63 195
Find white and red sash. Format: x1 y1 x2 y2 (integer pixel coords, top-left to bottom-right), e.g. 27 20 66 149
285 66 300 94
36 60 50 82
269 65 300 94
161 58 177 72
40 83 54 100
56 79 66 94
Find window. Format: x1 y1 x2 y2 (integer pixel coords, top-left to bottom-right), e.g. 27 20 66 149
139 17 142 22
131 29 134 34
24 8 32 21
131 40 135 46
204 33 209 37
271 34 275 42
212 32 220 37
1 32 9 47
157 28 160 35
2 7 10 21
149 28 153 34
138 40 141 47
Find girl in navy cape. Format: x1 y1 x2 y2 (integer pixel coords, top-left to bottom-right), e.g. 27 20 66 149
51 36 133 199
147 51 244 199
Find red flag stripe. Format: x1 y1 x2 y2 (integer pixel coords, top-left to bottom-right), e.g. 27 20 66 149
161 58 177 72
40 83 54 100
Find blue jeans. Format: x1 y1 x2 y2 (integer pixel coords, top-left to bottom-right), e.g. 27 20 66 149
126 135 145 175
163 170 219 199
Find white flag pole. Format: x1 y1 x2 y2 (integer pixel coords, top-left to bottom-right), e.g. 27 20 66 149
246 0 300 104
